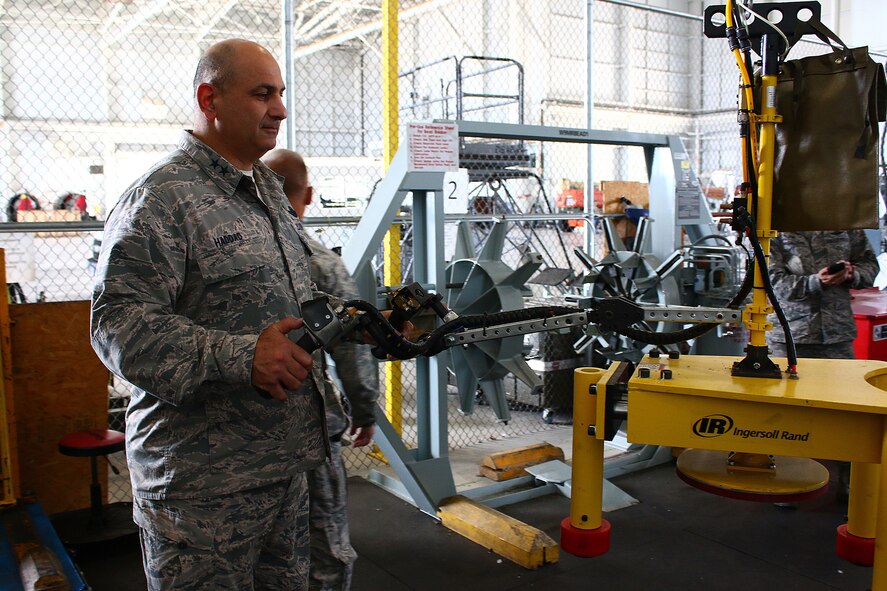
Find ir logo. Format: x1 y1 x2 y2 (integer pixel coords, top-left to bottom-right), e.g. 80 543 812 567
693 414 733 437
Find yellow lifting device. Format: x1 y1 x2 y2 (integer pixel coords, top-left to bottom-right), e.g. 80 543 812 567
562 0 887 587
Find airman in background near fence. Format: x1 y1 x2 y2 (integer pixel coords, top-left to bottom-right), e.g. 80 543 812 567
264 148 380 591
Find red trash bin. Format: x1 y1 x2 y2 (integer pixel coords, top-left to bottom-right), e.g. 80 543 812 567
850 288 887 360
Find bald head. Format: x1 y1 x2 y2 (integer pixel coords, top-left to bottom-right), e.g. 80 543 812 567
194 39 262 94
263 149 312 218
191 39 286 170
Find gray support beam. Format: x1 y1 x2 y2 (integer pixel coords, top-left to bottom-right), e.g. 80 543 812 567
586 0 596 259
283 0 295 150
412 188 449 461
341 147 410 276
343 146 455 513
455 120 670 148
370 407 455 517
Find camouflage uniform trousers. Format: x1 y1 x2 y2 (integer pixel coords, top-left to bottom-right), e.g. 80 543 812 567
307 439 357 591
767 341 855 360
137 473 309 591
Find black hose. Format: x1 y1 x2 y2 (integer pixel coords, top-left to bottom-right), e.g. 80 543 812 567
691 233 736 247
346 300 578 360
613 261 754 346
742 213 798 369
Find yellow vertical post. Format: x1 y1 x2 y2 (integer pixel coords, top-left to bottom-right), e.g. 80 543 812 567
846 462 880 539
381 0 402 435
561 366 611 557
742 71 780 348
569 367 607 528
872 419 887 590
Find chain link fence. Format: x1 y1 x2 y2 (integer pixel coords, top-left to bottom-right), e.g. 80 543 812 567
1 1 883 503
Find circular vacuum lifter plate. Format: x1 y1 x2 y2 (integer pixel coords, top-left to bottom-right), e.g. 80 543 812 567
675 449 829 502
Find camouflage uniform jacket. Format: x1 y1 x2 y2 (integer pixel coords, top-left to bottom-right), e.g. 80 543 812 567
91 131 327 501
767 230 878 344
304 235 379 437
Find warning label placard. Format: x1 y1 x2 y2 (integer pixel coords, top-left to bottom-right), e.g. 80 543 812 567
407 122 459 172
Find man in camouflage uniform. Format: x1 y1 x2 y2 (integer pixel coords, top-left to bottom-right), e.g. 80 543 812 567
767 230 879 500
263 149 379 591
767 230 878 359
91 39 329 590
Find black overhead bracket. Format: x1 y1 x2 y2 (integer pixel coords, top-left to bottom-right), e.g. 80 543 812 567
703 2 823 57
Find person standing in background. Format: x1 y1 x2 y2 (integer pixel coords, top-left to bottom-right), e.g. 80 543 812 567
767 230 878 360
264 148 380 591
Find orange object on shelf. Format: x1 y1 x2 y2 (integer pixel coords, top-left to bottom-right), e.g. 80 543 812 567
555 179 599 230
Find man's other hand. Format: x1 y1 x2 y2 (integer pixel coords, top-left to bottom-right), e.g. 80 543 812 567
252 317 314 401
350 423 375 447
818 260 853 286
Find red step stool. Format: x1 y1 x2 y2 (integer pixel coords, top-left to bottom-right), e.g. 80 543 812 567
51 429 136 547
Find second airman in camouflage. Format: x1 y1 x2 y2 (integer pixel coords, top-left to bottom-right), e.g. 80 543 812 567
263 149 380 591
767 230 878 359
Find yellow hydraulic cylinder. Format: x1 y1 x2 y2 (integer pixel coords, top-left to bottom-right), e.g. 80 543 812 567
746 73 781 349
569 367 607 529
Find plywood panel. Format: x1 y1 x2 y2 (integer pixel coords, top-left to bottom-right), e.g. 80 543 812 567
10 301 110 514
0 251 19 502
601 180 649 212
601 180 650 246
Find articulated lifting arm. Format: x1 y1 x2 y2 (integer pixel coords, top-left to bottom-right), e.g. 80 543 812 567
296 282 741 365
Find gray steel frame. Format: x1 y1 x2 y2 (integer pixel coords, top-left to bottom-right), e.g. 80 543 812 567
341 121 717 516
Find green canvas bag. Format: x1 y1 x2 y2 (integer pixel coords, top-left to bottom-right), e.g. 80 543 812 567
765 22 886 231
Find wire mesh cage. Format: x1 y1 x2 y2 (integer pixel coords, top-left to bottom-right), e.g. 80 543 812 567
1 0 882 506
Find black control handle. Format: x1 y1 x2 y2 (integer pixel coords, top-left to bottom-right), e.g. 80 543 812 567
387 308 410 332
256 329 321 400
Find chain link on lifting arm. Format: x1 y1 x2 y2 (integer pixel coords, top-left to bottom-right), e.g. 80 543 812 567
295 282 744 361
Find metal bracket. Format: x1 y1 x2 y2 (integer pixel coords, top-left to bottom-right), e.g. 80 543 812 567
641 305 740 324
703 2 823 57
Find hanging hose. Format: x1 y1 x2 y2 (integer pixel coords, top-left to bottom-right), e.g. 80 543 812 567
346 300 579 360
691 233 736 248
613 256 754 347
736 208 799 371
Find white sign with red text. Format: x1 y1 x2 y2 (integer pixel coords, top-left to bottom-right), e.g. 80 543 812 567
407 122 459 172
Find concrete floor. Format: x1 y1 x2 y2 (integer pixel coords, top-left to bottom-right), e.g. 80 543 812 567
348 460 872 591
74 429 874 591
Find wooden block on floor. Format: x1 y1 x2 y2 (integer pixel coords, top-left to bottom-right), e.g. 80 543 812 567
437 495 558 569
480 442 565 481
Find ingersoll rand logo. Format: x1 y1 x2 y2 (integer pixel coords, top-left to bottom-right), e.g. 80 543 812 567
693 414 734 437
692 414 811 442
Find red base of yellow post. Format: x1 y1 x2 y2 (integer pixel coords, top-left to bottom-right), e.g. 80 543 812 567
560 517 611 557
836 524 875 566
